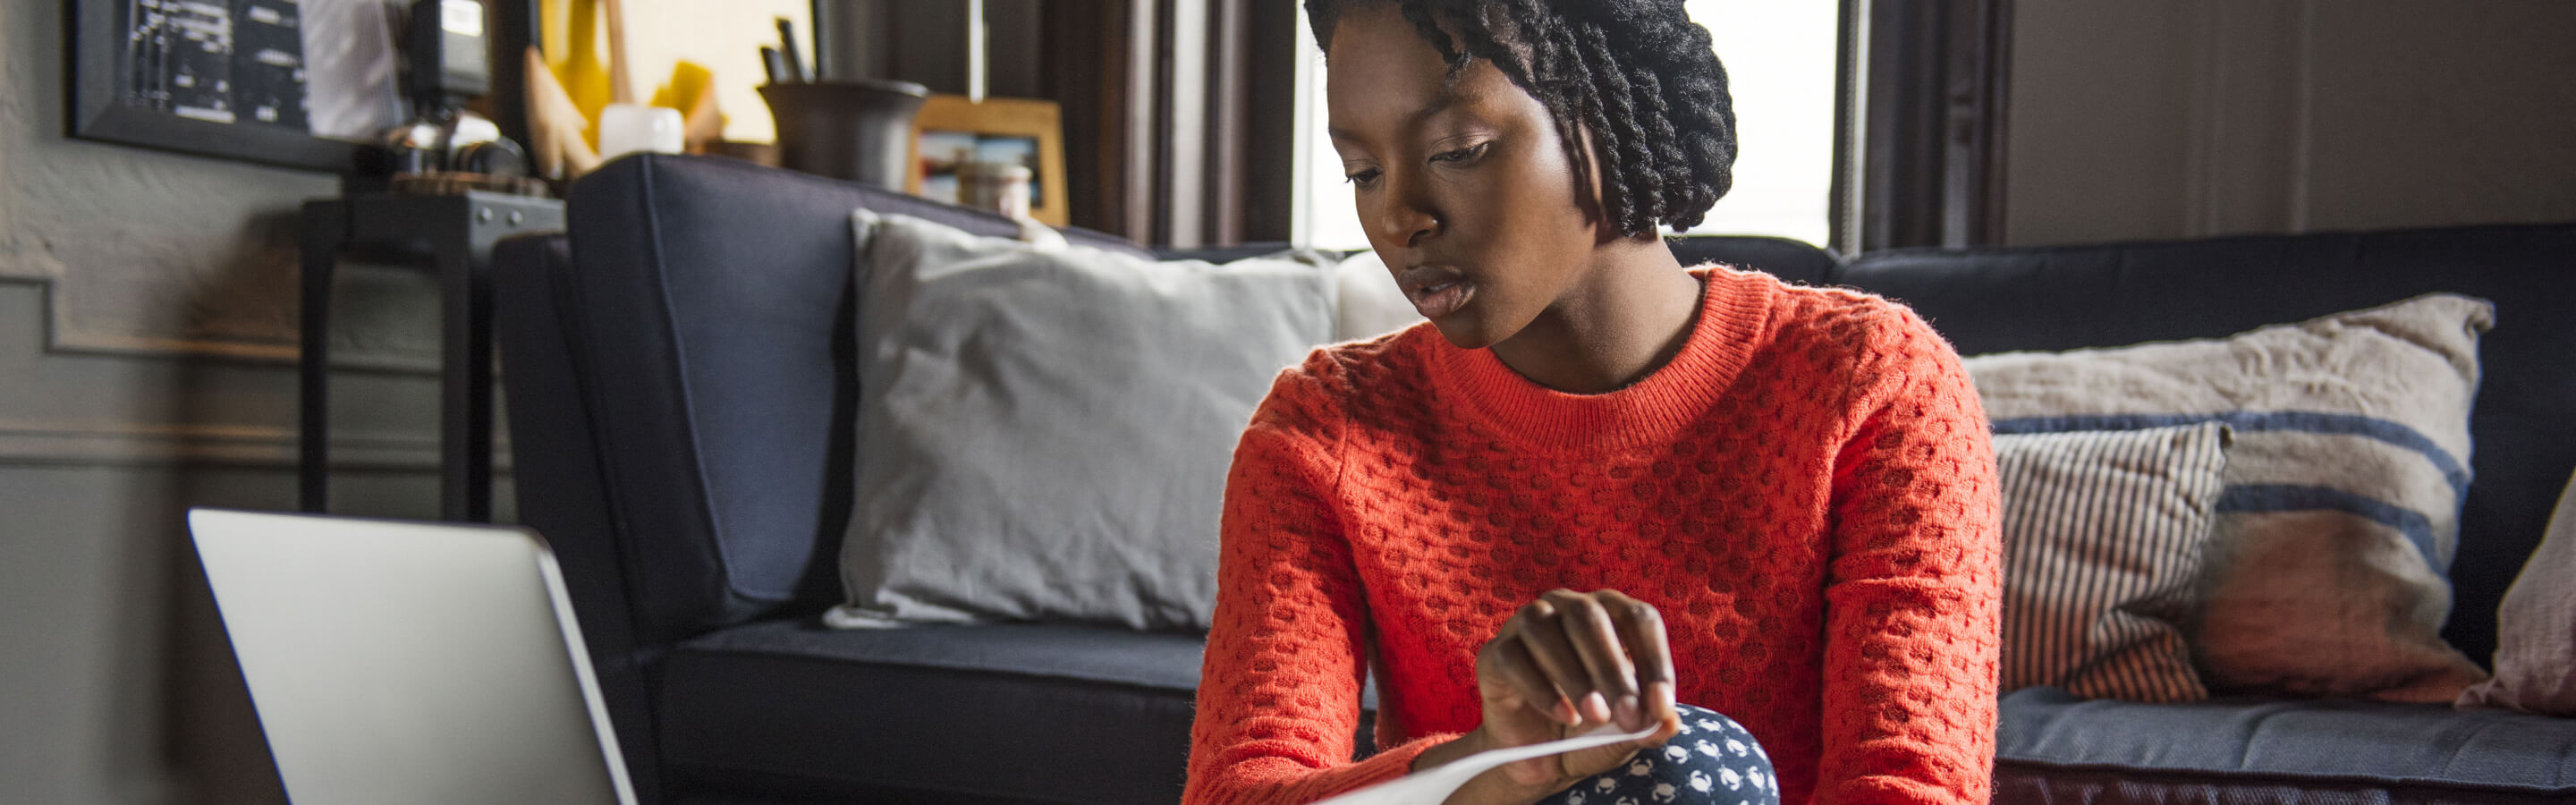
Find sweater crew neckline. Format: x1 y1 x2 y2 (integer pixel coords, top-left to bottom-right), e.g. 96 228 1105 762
1434 267 1775 453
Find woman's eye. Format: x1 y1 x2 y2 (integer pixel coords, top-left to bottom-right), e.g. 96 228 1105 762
1344 168 1382 187
1430 143 1491 164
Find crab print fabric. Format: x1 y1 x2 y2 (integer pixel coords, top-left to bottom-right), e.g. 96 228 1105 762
1540 704 1778 805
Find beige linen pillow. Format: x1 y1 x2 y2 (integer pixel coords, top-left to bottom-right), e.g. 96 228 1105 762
2457 471 2576 715
1965 293 2495 701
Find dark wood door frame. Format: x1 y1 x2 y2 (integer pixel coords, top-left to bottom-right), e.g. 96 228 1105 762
1038 0 1292 248
1835 0 2014 253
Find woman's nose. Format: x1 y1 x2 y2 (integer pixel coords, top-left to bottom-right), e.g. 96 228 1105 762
1370 169 1441 248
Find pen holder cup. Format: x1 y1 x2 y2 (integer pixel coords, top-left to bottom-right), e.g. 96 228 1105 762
758 80 931 189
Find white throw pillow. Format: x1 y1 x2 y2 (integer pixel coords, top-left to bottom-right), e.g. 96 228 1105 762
826 211 1336 631
1966 293 2495 701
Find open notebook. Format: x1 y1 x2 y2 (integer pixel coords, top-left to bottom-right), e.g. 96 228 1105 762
1311 723 1659 805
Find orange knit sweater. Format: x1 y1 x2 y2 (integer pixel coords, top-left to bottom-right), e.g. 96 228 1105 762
1184 267 2002 805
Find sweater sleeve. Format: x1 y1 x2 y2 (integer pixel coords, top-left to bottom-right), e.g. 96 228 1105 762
1815 309 2004 805
1184 358 1456 805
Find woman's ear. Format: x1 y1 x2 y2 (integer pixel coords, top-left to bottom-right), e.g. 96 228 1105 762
1568 123 1621 243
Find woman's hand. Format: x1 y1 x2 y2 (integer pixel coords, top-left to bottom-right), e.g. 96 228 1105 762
1436 589 1683 803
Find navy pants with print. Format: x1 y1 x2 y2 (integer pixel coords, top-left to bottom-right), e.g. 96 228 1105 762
1537 703 1778 805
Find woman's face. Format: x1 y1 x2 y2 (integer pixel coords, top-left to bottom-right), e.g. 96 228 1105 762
1326 6 1605 349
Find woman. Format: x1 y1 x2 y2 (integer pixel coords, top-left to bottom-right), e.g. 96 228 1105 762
1184 2 2001 804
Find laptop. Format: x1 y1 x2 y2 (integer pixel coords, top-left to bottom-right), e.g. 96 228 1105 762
188 509 638 805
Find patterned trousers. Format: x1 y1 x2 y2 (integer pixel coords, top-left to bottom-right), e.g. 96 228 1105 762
1537 704 1779 805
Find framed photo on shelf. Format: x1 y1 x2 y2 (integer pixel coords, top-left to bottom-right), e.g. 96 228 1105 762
907 95 1069 226
65 0 530 174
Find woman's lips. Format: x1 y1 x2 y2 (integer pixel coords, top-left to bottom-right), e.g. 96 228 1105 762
1398 265 1475 319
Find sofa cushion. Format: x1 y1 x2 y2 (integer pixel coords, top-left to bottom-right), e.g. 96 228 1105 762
658 620 1207 804
1995 686 2576 801
658 621 1380 805
1833 222 2576 668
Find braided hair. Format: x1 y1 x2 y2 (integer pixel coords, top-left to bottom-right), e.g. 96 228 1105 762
1308 0 1737 235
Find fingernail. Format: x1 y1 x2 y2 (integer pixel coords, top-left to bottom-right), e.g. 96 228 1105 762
1654 681 1677 709
1555 698 1580 724
1583 691 1611 723
1617 695 1640 728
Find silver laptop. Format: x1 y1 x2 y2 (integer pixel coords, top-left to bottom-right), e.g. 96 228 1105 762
189 509 638 805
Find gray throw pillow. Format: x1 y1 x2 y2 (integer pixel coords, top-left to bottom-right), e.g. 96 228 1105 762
1996 423 2231 702
826 211 1335 631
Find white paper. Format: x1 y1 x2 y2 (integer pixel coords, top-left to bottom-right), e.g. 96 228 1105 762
1311 724 1660 805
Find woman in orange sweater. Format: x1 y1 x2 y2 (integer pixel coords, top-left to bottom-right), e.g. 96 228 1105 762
1184 2 2002 805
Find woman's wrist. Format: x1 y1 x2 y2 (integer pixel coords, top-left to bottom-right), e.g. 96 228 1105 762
1410 727 1493 773
1420 728 1567 805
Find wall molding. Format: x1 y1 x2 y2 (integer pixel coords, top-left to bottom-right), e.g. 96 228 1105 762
2 269 440 375
0 420 510 471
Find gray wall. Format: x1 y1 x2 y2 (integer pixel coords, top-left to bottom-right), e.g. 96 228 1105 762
2005 0 2576 246
2 2 458 803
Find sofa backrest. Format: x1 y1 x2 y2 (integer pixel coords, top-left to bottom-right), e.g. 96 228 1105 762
1152 235 1841 288
512 153 2563 670
1832 222 2576 665
516 154 1844 648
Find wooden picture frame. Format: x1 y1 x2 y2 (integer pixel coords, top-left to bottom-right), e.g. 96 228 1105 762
906 95 1070 226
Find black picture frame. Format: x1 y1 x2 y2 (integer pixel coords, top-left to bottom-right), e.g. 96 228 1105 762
64 0 538 174
66 0 359 172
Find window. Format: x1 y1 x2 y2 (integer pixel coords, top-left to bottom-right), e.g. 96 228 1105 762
1291 2 1840 250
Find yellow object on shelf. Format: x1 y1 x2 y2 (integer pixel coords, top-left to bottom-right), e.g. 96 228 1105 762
649 60 709 111
540 0 613 147
652 61 726 153
544 0 804 146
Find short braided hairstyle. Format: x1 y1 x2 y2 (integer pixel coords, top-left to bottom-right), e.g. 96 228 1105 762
1308 0 1737 235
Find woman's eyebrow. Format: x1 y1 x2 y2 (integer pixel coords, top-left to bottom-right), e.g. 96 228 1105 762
1327 87 1478 144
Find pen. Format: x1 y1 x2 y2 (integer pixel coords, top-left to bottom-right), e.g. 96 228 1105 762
775 17 808 82
760 46 790 84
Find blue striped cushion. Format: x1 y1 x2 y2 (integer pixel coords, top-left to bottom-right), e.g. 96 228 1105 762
1965 293 2494 701
1997 423 2230 702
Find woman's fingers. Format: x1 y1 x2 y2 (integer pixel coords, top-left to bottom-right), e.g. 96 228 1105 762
1597 590 1680 736
1544 589 1643 729
1513 598 1607 724
1473 589 1689 787
1480 620 1575 724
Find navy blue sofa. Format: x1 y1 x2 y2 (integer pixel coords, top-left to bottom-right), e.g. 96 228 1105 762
494 154 2576 805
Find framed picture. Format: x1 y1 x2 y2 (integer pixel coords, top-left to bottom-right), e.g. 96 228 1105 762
906 95 1069 227
65 0 529 174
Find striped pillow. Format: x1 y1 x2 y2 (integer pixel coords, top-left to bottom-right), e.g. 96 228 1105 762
1966 293 2494 702
1998 423 2231 702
